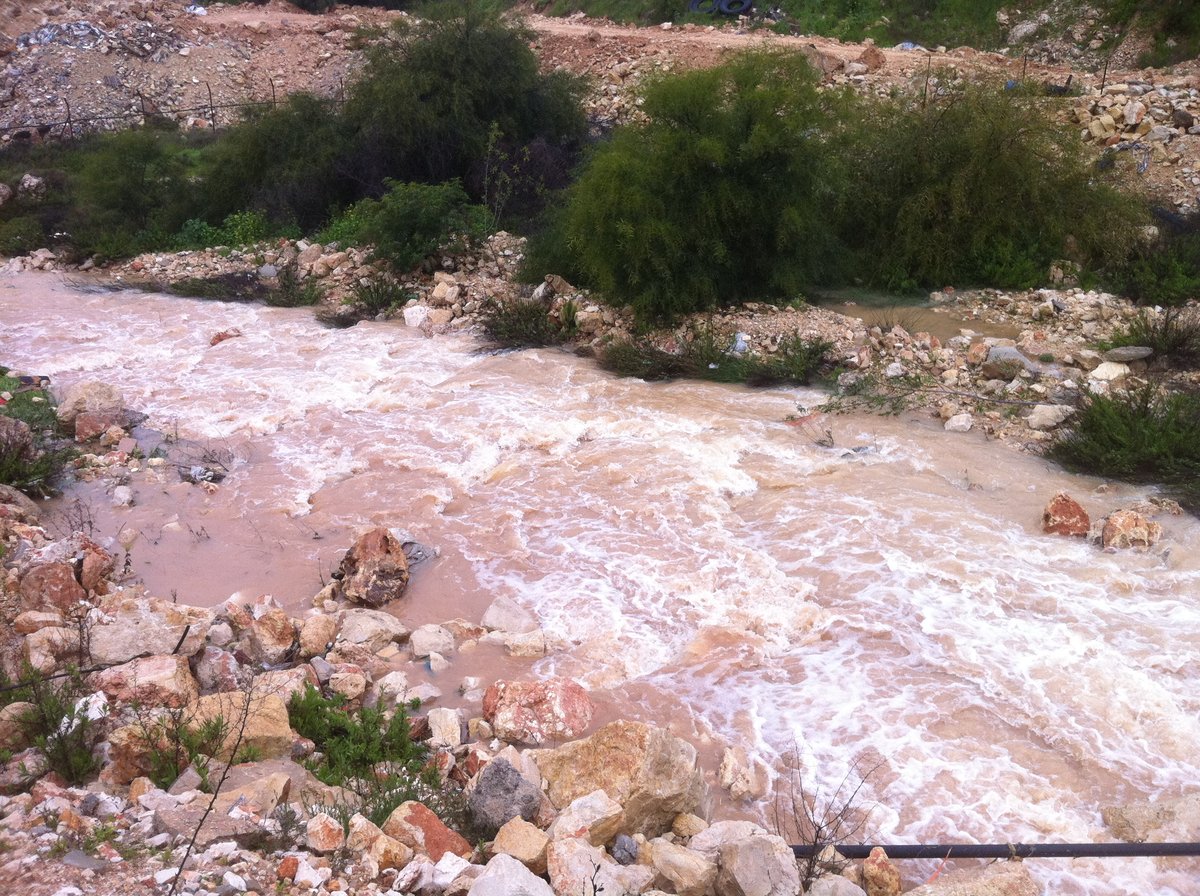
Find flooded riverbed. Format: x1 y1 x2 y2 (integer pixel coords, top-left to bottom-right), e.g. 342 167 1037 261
3 272 1199 894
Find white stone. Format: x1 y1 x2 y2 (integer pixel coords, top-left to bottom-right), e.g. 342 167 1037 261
427 707 462 748
469 853 555 896
1026 404 1074 431
1090 361 1130 382
944 413 973 433
404 305 431 328
410 623 455 658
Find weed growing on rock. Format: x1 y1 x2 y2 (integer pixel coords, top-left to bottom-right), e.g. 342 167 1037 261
11 666 100 785
0 367 75 497
1104 307 1200 367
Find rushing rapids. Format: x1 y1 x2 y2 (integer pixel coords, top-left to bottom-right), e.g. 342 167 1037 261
3 272 1200 895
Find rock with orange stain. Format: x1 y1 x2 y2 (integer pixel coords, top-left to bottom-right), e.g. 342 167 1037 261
1042 491 1090 537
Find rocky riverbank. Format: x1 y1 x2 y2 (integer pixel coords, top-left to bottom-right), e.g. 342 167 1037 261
0 478 1074 896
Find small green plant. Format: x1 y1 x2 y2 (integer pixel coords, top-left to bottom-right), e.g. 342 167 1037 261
140 709 230 792
0 367 75 497
267 260 323 307
480 299 570 349
288 684 463 829
14 666 100 785
1049 383 1200 511
351 278 410 315
357 179 489 273
1104 307 1200 366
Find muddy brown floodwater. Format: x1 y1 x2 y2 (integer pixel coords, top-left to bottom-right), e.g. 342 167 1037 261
4 272 1200 894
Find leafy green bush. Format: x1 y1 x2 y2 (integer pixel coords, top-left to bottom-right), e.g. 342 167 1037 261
1104 224 1200 307
480 299 571 348
350 278 411 315
357 179 488 272
287 684 464 828
342 5 586 200
1049 383 1200 511
1104 307 1200 367
200 94 353 233
562 51 855 322
842 81 1144 291
266 260 324 307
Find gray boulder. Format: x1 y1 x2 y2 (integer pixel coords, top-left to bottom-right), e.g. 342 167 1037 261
468 758 542 835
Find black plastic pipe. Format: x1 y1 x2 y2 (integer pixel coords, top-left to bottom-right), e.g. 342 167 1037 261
793 843 1200 860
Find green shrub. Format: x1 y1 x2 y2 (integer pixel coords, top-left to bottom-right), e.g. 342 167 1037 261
342 5 586 200
842 81 1145 291
1049 383 1200 511
600 327 830 385
350 278 411 315
0 216 43 256
480 299 570 348
357 179 488 272
200 94 353 233
562 50 855 322
1104 225 1200 307
266 260 324 307
11 666 100 785
1104 307 1200 367
139 710 230 791
287 684 463 828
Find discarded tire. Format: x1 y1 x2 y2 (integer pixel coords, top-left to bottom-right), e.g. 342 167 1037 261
688 0 721 12
718 0 753 13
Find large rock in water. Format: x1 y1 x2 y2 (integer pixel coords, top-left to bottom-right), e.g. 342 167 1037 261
1042 492 1089 537
1101 509 1163 550
483 678 594 745
1103 792 1200 842
55 381 124 428
532 720 706 837
904 861 1038 896
335 527 410 607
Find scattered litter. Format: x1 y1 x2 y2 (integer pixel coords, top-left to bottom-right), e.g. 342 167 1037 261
186 4 208 14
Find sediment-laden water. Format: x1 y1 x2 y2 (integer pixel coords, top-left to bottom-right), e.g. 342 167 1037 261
4 272 1199 894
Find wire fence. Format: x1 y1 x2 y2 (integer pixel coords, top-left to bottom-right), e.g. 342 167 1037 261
0 79 346 141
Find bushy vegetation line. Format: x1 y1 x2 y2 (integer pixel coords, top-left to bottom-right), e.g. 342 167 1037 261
1050 384 1200 512
0 5 585 266
527 53 1145 322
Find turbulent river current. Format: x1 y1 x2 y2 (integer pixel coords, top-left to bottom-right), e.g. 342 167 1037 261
4 273 1200 894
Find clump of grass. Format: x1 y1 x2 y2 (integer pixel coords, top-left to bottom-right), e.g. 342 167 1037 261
1105 307 1200 367
1049 383 1200 511
351 278 411 316
600 327 830 386
165 272 271 302
480 299 570 349
266 260 323 307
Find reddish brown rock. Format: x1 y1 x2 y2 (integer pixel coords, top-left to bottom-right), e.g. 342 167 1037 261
335 527 410 607
483 678 594 745
862 846 901 896
277 856 300 881
1042 492 1090 537
856 45 886 72
74 410 125 442
247 607 298 665
79 538 116 592
1102 509 1163 550
965 342 990 366
19 562 86 613
382 801 473 862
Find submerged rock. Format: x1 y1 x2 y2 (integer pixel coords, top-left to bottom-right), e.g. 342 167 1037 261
335 526 411 607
